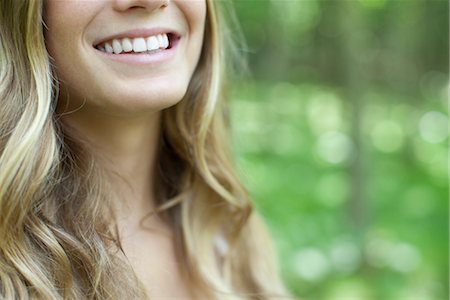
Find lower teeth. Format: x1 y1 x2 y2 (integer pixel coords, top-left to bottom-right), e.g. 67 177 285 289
123 49 163 54
97 48 165 54
144 49 163 54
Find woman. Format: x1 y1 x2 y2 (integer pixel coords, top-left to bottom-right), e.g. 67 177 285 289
0 0 289 299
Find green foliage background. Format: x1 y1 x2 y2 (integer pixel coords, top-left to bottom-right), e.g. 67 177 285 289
230 1 448 299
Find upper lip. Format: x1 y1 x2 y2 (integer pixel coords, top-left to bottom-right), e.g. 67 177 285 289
93 27 181 46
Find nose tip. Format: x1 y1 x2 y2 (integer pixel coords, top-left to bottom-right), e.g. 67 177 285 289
113 0 170 12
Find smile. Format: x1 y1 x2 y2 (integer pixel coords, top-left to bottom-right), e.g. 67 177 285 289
95 33 179 54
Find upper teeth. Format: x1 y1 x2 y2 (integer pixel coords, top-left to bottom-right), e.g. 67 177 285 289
98 33 170 54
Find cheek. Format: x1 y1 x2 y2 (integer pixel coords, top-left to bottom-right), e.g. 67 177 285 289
44 1 101 60
44 2 101 96
45 1 94 37
183 1 207 64
177 0 207 31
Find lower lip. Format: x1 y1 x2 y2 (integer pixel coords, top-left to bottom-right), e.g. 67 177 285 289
94 38 180 65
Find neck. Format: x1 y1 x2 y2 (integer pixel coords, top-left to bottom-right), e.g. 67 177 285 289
60 105 162 230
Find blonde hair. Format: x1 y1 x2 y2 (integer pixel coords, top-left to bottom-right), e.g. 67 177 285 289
0 0 289 299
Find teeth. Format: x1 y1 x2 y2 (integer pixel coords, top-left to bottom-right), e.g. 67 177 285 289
112 39 123 54
132 38 147 52
146 36 159 51
122 38 133 52
97 33 171 54
104 42 113 54
162 34 169 48
156 34 164 47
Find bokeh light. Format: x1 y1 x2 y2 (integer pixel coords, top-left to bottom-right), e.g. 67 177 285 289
233 1 448 299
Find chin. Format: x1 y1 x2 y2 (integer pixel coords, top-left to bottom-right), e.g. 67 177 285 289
100 83 189 116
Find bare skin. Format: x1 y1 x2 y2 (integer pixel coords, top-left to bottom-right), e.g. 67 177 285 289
45 0 207 297
60 108 192 299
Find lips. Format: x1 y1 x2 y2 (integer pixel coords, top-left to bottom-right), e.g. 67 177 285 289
92 29 181 65
93 28 181 54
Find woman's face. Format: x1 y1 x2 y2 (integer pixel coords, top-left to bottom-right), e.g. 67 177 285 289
44 0 206 116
